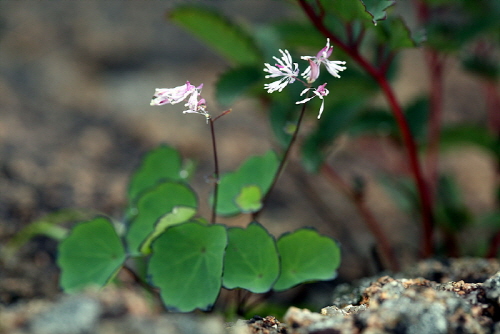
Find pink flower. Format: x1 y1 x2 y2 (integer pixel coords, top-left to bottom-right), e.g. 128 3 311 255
263 49 300 93
150 81 197 106
183 86 208 118
295 83 330 119
301 39 346 83
150 81 209 119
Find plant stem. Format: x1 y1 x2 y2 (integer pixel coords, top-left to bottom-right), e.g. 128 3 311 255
209 117 219 224
252 99 310 220
416 0 445 201
298 0 435 257
485 81 500 136
424 50 445 201
320 163 400 271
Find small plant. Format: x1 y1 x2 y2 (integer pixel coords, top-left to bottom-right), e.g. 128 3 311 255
13 0 500 316
56 40 347 313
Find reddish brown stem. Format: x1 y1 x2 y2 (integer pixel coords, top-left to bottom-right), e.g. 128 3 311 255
424 50 445 201
298 0 435 257
320 164 400 271
209 117 219 224
485 82 500 136
486 231 500 258
252 96 310 220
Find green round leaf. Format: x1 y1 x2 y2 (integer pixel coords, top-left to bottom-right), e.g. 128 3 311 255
222 221 280 293
126 181 197 256
128 145 184 204
273 228 341 291
148 222 227 312
215 151 279 216
57 217 126 293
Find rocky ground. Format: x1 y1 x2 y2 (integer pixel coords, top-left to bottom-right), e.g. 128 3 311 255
2 258 500 333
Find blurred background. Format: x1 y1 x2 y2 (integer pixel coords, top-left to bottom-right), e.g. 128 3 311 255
0 0 496 306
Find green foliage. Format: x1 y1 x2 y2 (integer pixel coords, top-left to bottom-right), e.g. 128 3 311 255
57 217 126 293
45 0 500 315
148 222 227 312
302 99 366 172
168 6 262 65
274 228 341 291
215 66 262 106
128 145 185 204
360 0 395 24
223 221 280 293
215 151 279 216
126 181 198 256
53 144 340 312
434 175 471 233
2 209 91 260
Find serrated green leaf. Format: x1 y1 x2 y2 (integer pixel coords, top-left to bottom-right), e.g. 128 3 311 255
126 182 197 256
139 206 197 255
215 151 279 216
223 221 279 293
273 228 341 291
57 217 126 293
128 145 184 204
148 222 227 312
169 6 261 65
216 66 262 106
323 0 373 22
376 17 417 50
360 0 395 24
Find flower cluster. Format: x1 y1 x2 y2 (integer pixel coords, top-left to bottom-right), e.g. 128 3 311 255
150 81 209 119
263 39 346 119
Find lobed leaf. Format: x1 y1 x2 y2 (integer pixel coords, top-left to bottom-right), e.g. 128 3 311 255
222 221 280 293
169 6 261 65
126 181 197 256
360 0 395 24
273 228 341 291
148 222 227 312
139 206 197 255
57 217 126 293
215 151 279 216
375 17 418 50
128 145 184 204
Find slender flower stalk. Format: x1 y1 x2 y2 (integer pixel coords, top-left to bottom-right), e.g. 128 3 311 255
256 41 347 218
150 82 222 223
253 92 311 220
208 117 219 224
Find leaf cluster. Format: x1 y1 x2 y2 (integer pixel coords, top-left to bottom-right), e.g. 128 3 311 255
57 146 341 312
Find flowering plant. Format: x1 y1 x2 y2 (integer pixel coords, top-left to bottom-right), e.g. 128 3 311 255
55 38 345 314
15 0 499 317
